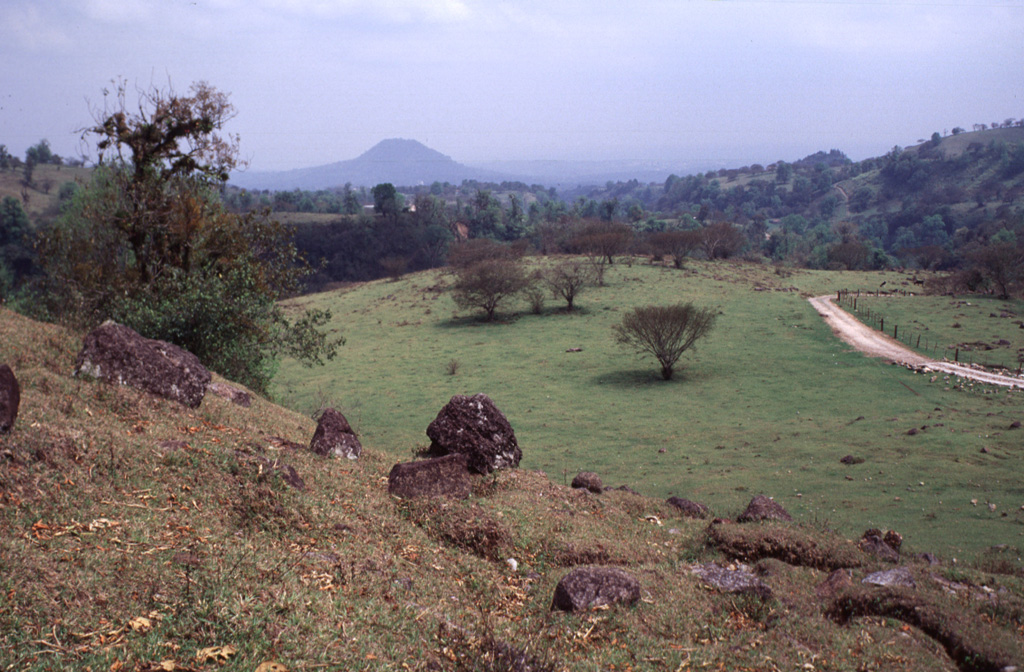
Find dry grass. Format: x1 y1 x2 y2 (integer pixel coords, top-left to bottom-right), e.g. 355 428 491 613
1 306 1022 671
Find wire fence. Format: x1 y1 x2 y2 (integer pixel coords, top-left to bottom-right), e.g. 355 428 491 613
835 289 1024 374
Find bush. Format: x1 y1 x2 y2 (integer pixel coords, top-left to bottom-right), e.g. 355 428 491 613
613 303 717 380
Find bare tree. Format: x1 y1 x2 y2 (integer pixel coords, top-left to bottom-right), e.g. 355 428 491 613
649 230 702 269
543 259 595 310
700 221 746 260
451 259 531 321
613 303 717 380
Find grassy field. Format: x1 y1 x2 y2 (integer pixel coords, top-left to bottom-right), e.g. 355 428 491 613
842 291 1024 372
275 259 1024 564
4 297 1024 671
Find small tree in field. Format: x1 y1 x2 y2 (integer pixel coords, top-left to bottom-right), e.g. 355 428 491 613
543 259 594 310
613 303 716 380
451 259 531 321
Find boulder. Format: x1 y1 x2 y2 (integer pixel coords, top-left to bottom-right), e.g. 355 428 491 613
839 454 865 465
692 563 772 599
859 528 901 563
666 496 709 519
387 453 474 500
571 471 603 493
863 567 916 588
207 382 251 408
816 568 853 599
737 495 792 523
74 321 210 408
0 364 20 433
551 566 641 612
426 393 521 474
309 408 362 459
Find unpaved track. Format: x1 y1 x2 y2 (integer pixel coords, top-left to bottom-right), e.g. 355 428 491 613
809 295 1024 389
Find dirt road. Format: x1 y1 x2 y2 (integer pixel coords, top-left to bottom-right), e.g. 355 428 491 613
808 295 1024 389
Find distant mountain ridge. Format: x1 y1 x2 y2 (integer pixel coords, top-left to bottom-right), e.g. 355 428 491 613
228 138 715 191
229 139 508 190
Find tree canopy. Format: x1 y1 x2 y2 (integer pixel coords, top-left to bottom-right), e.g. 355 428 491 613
36 80 340 393
614 303 717 380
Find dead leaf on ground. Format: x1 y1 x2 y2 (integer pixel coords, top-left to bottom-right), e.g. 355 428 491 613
195 644 237 664
255 663 289 672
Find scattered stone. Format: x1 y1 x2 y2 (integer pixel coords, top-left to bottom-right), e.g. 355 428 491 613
693 563 772 599
614 485 641 496
840 455 865 465
207 382 251 408
550 566 641 612
988 502 997 513
918 552 939 565
309 408 362 459
74 321 211 408
737 495 792 523
863 567 916 588
1010 421 1021 430
906 427 919 436
268 436 304 451
657 447 666 453
571 471 603 493
816 568 853 598
426 393 520 474
387 453 474 500
666 496 709 519
859 529 901 563
0 364 20 433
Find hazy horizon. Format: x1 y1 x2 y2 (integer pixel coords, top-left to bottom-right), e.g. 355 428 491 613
2 1 1021 174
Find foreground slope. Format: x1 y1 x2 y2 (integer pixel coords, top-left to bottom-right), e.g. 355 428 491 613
2 307 1022 671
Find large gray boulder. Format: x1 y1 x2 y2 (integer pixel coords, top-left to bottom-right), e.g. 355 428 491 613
666 496 709 519
74 321 210 408
426 393 521 474
571 471 603 494
0 364 19 432
387 454 473 500
551 566 641 612
309 408 362 459
692 563 772 599
737 495 792 523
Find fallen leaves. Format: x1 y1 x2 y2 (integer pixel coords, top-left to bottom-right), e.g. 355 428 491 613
196 644 237 664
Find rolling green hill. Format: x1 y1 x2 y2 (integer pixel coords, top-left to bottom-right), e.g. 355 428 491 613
274 259 1024 562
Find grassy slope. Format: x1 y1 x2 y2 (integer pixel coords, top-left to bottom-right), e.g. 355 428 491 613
0 164 90 220
2 304 1023 671
275 260 1024 563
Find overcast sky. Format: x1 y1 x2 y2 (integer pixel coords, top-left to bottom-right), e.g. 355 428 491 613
2 0 1021 172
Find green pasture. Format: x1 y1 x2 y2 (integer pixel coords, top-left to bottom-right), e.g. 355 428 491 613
845 291 1024 371
274 259 1024 563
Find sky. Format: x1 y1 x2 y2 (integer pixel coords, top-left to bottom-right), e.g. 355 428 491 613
1 0 1022 173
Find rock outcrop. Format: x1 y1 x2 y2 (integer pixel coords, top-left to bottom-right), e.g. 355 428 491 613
737 495 792 523
74 321 210 408
387 454 474 500
551 566 641 612
426 393 520 474
309 408 362 459
666 496 709 519
207 382 251 408
571 471 603 493
0 364 19 432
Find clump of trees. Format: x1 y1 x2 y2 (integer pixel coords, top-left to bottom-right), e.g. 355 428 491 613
614 303 717 380
35 80 340 393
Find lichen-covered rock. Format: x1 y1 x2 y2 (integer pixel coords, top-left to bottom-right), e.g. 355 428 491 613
426 393 520 474
666 496 709 519
74 321 210 408
0 364 19 433
737 495 792 523
387 454 474 500
571 471 603 493
863 567 916 588
692 563 772 599
551 566 641 612
207 382 252 408
309 408 362 459
859 528 902 563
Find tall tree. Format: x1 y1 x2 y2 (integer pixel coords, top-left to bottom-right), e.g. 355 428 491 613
36 80 340 393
